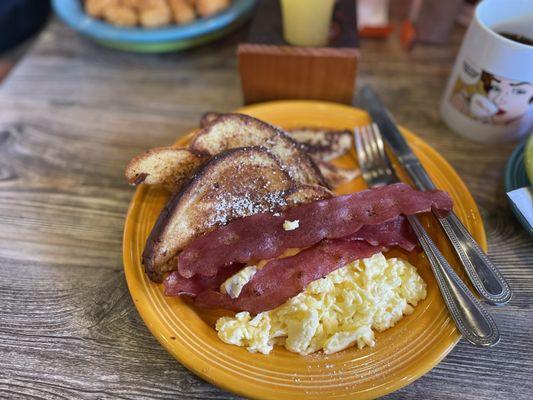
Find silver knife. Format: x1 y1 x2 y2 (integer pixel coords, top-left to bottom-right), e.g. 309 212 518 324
360 85 512 305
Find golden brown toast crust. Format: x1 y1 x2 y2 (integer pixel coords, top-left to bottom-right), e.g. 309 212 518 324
190 113 328 188
125 147 206 192
199 111 221 128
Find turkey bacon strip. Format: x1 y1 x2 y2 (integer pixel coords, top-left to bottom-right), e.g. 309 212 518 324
165 215 416 297
177 183 452 279
194 240 387 314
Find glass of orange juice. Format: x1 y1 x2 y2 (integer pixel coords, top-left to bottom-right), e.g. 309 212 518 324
280 0 336 47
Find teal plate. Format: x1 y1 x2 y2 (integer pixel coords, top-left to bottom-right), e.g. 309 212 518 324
94 16 249 53
504 140 533 236
52 0 256 53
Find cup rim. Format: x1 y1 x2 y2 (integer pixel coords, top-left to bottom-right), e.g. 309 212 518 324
475 0 533 51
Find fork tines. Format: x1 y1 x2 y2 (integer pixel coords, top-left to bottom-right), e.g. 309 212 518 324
354 123 395 187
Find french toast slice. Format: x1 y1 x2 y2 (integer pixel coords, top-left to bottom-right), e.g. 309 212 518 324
142 147 331 282
125 147 206 192
190 113 327 187
198 116 355 186
125 145 353 192
288 127 353 161
125 116 355 194
201 114 353 163
200 115 353 162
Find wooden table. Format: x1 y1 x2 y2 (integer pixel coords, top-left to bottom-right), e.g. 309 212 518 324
0 19 531 400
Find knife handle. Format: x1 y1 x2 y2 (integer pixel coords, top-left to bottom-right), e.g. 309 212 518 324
438 212 512 305
406 215 500 347
403 158 512 305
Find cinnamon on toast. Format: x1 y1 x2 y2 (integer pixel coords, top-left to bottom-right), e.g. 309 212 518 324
142 146 332 282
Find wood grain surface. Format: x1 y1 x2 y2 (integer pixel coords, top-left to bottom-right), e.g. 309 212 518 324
0 17 531 400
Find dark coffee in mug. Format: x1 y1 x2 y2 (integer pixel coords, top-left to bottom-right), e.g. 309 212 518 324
498 32 533 46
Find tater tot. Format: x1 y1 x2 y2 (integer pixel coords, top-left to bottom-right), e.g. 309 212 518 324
85 0 120 18
120 0 143 9
86 0 231 27
103 5 138 26
138 0 172 27
195 0 230 17
168 0 196 24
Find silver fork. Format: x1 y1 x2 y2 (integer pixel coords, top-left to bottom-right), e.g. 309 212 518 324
354 123 500 347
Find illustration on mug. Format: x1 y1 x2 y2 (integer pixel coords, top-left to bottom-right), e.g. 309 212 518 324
449 59 533 128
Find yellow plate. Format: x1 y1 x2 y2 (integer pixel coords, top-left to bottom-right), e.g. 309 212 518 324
123 101 487 399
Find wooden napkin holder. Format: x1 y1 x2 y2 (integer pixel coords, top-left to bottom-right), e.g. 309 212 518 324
238 0 359 105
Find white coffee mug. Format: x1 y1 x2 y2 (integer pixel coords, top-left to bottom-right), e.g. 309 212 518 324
440 0 533 142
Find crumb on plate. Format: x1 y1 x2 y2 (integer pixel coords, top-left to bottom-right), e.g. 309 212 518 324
283 219 299 231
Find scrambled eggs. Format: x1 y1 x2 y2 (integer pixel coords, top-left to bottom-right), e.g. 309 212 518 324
216 253 427 355
220 265 257 299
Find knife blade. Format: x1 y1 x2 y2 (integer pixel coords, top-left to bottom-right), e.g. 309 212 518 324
360 85 437 191
359 85 512 305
